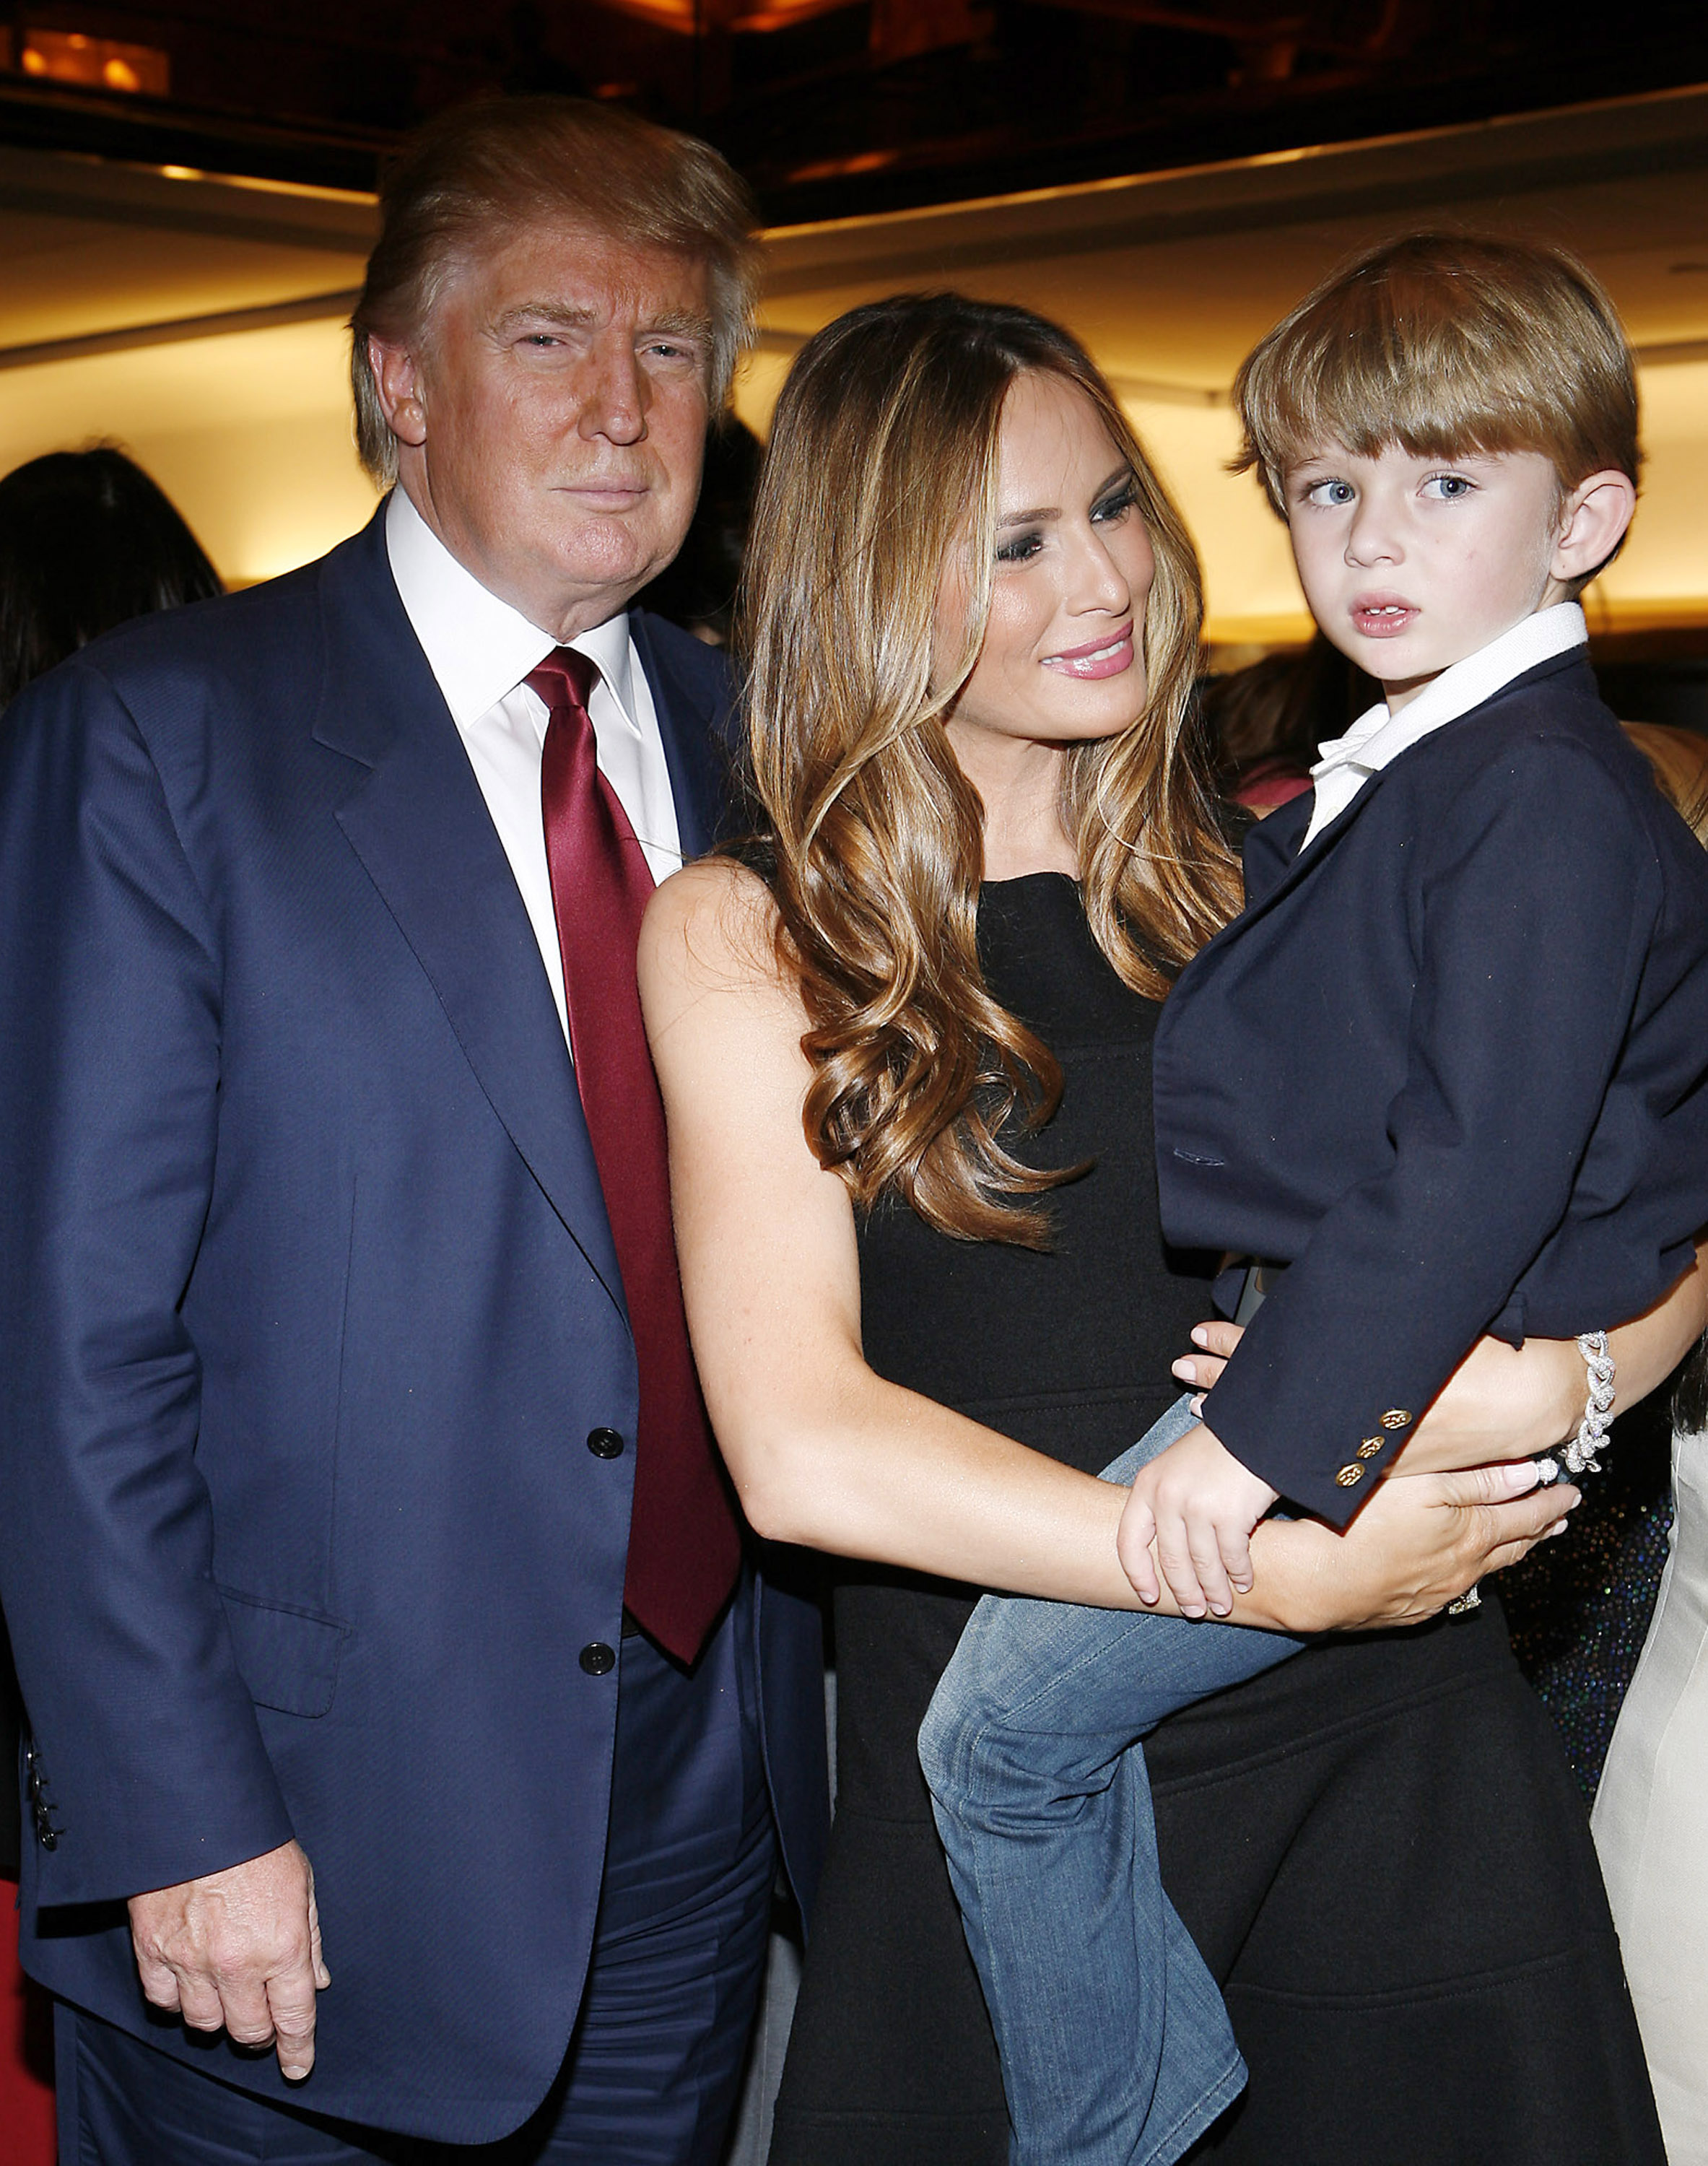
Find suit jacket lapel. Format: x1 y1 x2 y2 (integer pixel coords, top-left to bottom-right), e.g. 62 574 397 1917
630 610 729 859
310 513 628 1321
1203 648 1597 973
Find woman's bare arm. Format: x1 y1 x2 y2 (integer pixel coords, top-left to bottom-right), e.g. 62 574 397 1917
1175 1251 1707 1478
640 858 1577 1637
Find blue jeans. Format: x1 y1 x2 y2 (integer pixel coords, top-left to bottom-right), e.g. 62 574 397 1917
918 1396 1304 2166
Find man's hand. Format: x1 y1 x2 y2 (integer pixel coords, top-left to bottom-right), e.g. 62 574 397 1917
128 1838 329 2082
1117 1422 1281 1619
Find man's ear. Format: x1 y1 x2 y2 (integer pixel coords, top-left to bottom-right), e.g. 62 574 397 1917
1552 469 1637 586
367 335 429 450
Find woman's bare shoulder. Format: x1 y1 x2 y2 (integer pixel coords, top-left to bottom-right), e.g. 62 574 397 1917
640 855 796 1015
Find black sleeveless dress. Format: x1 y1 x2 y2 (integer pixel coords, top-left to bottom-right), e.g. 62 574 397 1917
767 874 1663 2166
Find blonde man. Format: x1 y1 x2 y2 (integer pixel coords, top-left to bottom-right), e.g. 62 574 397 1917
0 97 825 2165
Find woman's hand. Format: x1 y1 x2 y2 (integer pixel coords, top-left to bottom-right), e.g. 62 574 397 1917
1250 1461 1580 1635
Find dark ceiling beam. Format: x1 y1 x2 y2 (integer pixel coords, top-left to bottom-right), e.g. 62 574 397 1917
761 81 1708 295
0 138 376 254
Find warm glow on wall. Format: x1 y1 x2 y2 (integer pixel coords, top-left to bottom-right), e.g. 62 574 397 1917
596 0 858 29
0 319 378 588
17 29 170 95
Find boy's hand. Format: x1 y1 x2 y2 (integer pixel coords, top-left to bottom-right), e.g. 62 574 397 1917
1117 1423 1280 1619
1170 1318 1242 1395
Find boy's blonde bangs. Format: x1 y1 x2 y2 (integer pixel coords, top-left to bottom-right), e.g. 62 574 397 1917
1234 233 1639 517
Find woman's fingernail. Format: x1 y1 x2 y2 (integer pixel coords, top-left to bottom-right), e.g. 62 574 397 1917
1502 1461 1539 1490
1548 1519 1569 1537
1172 1359 1195 1383
1191 1326 1210 1348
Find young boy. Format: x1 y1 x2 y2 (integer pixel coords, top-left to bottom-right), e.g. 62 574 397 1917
919 232 1708 2166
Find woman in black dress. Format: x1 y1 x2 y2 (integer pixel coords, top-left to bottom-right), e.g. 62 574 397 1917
640 297 1699 2165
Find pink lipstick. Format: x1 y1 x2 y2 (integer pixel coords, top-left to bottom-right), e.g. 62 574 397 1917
1041 624 1134 680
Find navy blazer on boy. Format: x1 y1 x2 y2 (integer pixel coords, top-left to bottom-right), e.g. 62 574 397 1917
0 507 827 2139
1154 647 1708 1522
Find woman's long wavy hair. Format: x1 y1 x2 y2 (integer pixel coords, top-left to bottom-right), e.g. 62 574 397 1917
736 292 1241 1247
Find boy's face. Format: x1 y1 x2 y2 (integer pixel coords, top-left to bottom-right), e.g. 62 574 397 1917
1283 443 1570 712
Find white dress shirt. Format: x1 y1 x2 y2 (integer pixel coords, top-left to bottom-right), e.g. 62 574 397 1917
1300 601 1588 849
385 487 684 1045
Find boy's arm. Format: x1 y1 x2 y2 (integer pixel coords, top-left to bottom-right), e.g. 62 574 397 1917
1198 736 1691 1526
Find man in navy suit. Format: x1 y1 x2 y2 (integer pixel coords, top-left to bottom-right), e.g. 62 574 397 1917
0 96 824 2163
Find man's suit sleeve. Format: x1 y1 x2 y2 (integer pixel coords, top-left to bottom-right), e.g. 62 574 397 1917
0 661 294 1903
1199 736 1668 1523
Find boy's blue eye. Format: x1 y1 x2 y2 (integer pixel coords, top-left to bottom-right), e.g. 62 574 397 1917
1304 479 1356 507
1423 473 1475 499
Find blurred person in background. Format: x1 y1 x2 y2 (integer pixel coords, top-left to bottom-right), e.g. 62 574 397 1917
1197 631 1374 812
635 415 762 647
0 444 222 708
0 440 220 2166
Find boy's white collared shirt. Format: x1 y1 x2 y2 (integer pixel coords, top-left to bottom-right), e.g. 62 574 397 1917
385 487 685 1048
1300 601 1588 850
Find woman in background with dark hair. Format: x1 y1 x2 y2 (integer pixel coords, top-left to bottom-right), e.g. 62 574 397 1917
0 444 222 707
0 440 221 2165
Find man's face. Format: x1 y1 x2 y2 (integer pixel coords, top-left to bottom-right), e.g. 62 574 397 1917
1283 442 1567 712
383 222 715 639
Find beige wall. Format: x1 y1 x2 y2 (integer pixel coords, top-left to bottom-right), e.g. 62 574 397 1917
0 320 380 587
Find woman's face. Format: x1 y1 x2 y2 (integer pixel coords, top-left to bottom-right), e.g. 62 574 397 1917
937 373 1156 774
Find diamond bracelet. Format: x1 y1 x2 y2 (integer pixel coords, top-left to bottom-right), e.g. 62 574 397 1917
1535 1330 1616 1485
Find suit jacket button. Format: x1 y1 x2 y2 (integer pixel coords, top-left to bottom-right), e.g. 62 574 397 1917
1382 1409 1412 1430
1358 1437 1384 1459
586 1427 624 1459
39 1829 57 1852
579 1642 616 1676
1334 1463 1364 1488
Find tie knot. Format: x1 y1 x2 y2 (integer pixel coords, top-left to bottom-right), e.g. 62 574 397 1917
527 647 599 717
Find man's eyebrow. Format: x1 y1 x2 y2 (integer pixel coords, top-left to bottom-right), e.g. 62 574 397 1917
492 301 600 335
640 310 714 342
490 301 713 341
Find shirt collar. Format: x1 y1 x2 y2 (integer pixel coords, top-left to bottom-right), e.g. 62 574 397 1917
385 488 640 737
1310 601 1588 784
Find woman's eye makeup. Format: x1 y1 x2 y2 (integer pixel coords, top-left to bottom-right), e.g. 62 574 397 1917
994 481 1139 562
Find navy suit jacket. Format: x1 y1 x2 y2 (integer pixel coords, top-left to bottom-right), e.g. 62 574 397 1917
1154 651 1708 1521
0 508 827 2140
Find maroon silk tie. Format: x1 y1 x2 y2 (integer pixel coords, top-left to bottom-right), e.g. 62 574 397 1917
529 648 741 1664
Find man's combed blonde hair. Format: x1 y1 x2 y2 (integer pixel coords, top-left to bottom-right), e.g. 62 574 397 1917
738 293 1240 1248
348 95 761 486
1234 232 1640 554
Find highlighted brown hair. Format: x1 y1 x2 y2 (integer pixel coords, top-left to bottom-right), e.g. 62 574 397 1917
738 293 1239 1246
1234 232 1639 570
349 96 760 485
